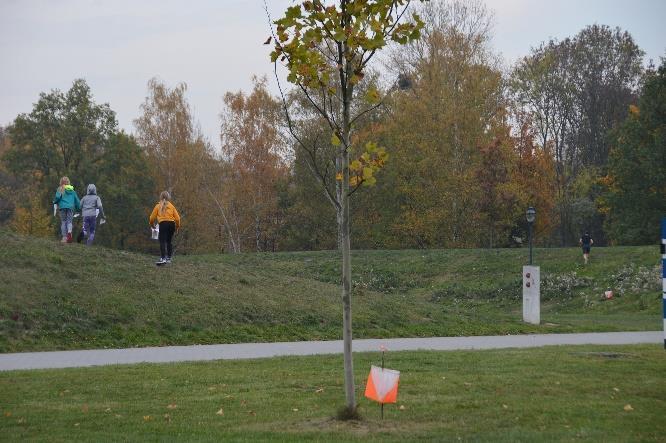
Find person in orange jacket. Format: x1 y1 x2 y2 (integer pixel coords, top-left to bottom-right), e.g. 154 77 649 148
149 191 181 265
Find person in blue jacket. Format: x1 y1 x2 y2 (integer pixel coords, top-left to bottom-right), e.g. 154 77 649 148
52 176 81 243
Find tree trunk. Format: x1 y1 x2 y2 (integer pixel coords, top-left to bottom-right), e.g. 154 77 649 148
340 35 355 410
340 148 354 411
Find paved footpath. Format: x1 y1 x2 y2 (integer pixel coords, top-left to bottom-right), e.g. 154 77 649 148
0 331 661 371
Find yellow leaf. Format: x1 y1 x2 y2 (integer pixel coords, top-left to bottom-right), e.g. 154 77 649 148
362 167 373 180
143 415 152 421
335 172 343 181
365 88 380 105
350 160 362 171
350 176 359 187
331 134 341 146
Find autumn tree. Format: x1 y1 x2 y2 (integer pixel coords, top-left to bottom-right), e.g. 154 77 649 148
475 136 521 248
217 77 288 252
385 0 504 248
509 117 558 245
134 78 218 253
268 0 425 413
134 78 195 194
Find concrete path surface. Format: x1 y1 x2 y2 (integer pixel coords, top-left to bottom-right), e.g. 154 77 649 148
0 331 661 371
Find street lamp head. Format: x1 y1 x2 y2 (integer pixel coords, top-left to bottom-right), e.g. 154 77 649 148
526 206 536 224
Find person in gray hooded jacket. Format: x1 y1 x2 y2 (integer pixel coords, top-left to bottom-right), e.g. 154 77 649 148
79 184 106 246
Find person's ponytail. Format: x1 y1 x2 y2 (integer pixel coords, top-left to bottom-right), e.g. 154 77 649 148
159 191 170 215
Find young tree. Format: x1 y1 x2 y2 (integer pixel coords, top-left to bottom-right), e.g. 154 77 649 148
268 0 424 413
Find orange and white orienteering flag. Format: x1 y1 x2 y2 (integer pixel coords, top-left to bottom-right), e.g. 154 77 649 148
364 365 400 404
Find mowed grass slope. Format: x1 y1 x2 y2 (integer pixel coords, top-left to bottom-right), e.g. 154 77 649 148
1 345 665 441
0 229 662 352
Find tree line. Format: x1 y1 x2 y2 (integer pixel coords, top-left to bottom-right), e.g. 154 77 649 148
0 1 663 253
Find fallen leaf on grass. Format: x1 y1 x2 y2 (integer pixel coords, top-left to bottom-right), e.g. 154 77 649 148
624 404 633 411
613 387 620 392
73 423 79 427
208 387 216 391
399 405 406 410
502 404 508 409
4 412 11 417
464 382 472 387
248 411 257 416
292 408 299 412
164 414 171 423
315 388 324 393
216 408 224 416
105 408 112 413
143 415 152 421
82 404 89 413
166 403 177 410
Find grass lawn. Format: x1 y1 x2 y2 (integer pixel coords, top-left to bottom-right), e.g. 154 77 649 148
1 344 665 442
0 229 662 352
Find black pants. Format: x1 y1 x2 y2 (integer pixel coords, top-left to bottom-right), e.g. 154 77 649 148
159 221 176 258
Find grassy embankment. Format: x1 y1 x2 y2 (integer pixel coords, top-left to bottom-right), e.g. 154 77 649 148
1 345 665 441
0 228 662 352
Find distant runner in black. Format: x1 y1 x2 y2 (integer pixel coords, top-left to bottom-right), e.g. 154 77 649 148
579 232 593 264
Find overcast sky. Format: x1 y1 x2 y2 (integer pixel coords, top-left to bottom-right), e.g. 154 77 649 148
1 0 664 148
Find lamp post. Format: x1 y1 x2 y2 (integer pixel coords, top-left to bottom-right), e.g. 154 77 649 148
526 207 536 265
